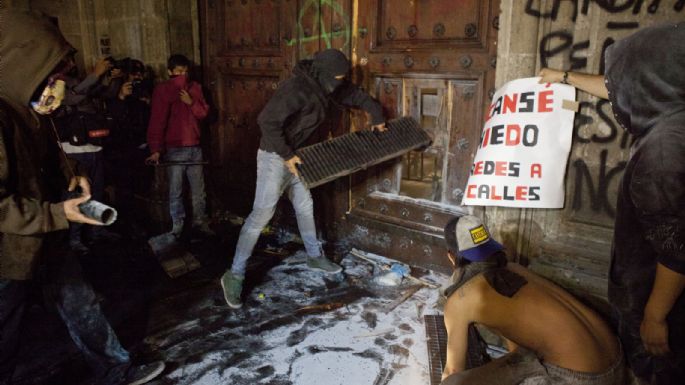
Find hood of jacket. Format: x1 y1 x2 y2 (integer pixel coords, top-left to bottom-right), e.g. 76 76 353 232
0 9 73 108
604 22 685 137
293 60 329 102
311 49 349 94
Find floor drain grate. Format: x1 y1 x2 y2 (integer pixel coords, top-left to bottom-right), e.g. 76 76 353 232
424 314 448 385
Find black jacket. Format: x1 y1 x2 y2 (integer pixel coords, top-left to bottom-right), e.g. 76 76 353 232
107 94 150 148
605 22 685 381
258 60 384 160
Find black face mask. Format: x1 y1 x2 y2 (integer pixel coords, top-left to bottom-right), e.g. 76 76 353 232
316 72 344 94
442 261 528 299
66 65 79 78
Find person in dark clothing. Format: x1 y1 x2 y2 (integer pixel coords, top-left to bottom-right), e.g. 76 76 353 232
540 21 685 385
108 58 151 149
0 10 164 385
106 58 151 231
220 49 386 309
56 57 121 253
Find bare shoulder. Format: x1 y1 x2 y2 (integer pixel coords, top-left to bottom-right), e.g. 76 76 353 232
444 275 490 321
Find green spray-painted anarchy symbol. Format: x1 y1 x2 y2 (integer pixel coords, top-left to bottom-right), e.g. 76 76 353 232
285 0 350 51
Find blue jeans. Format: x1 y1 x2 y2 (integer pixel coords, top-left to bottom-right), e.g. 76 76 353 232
231 150 322 276
0 249 130 383
165 146 208 229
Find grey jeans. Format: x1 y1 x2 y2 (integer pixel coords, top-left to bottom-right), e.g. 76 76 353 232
165 146 208 227
441 348 625 385
231 150 322 276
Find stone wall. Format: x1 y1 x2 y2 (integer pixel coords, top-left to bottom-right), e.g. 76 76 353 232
492 0 684 297
26 0 200 80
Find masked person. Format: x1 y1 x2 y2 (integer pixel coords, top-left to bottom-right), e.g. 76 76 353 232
0 10 164 385
439 216 625 385
146 54 213 239
539 22 685 385
220 49 387 309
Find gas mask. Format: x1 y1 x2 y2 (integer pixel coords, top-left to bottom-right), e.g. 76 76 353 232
31 77 66 115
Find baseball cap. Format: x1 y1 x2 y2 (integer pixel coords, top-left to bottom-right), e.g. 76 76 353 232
444 215 503 262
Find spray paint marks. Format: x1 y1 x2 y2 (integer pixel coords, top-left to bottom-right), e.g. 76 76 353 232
528 3 680 222
285 0 351 55
525 0 683 22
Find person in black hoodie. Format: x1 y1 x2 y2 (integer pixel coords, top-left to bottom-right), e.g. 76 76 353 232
220 49 386 309
0 9 164 385
540 22 685 385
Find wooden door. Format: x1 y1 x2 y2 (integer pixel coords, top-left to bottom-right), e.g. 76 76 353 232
342 0 500 269
200 0 499 270
200 0 354 216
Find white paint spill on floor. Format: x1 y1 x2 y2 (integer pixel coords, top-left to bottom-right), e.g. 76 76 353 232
147 253 447 385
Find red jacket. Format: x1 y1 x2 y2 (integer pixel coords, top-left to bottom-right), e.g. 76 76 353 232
147 75 209 153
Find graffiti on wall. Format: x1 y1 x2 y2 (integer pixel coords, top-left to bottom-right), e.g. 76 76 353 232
284 0 350 54
528 1 681 219
569 99 635 218
525 0 684 22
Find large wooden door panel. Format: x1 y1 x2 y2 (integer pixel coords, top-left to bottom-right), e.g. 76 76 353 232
201 0 499 269
346 0 498 267
201 0 356 216
224 0 282 54
377 0 486 47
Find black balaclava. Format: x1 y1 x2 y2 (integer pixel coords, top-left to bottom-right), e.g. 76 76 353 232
312 49 350 94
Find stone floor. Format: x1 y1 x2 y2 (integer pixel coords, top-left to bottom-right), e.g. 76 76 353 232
12 220 446 385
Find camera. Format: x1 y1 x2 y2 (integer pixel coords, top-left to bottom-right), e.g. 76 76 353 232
106 57 145 77
131 80 142 97
105 56 122 71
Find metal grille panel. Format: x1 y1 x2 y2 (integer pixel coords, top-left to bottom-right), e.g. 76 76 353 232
296 117 431 188
425 314 448 385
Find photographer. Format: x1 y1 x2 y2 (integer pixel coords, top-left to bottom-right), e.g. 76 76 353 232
107 58 150 148
105 58 152 232
57 57 120 253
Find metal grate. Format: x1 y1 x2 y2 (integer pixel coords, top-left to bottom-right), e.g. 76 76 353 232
295 117 431 189
425 314 448 385
425 315 494 385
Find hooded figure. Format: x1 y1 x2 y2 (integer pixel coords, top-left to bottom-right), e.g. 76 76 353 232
0 9 76 280
0 9 164 384
257 48 383 160
312 48 350 94
220 49 386 309
603 22 685 384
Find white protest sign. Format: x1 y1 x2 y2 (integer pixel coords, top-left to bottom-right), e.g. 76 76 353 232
461 77 576 208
